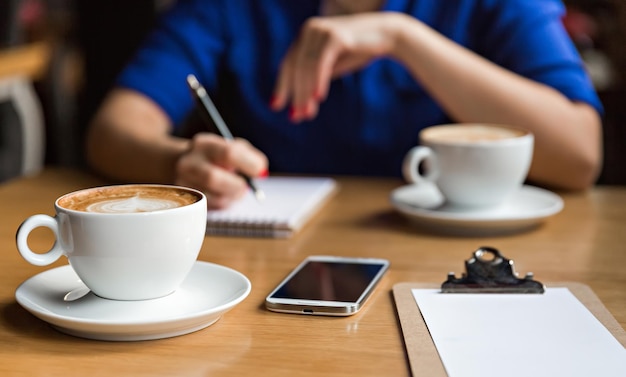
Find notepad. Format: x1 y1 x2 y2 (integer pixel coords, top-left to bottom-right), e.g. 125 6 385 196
408 287 626 377
206 176 337 238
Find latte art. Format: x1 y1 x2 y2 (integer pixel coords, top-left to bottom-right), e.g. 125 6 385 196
86 195 182 213
58 185 201 213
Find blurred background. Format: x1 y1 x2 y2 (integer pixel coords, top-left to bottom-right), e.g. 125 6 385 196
1 0 624 184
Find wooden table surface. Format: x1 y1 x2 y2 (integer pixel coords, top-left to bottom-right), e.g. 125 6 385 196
1 168 625 376
0 42 51 81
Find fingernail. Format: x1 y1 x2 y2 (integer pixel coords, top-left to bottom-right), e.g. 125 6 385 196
289 107 299 123
259 168 269 178
269 95 278 110
305 102 317 120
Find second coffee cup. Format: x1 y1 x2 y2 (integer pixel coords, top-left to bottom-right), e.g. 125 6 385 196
402 123 534 209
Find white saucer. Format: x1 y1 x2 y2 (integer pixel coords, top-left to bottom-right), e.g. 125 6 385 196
390 184 563 235
15 261 251 341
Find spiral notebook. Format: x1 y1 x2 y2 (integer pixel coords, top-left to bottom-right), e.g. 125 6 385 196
206 176 337 238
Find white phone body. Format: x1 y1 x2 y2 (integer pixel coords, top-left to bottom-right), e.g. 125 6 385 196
265 255 390 316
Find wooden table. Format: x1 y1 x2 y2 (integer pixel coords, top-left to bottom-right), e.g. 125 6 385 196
0 42 51 81
1 168 625 376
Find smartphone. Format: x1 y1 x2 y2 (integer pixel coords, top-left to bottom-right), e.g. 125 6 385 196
265 255 390 316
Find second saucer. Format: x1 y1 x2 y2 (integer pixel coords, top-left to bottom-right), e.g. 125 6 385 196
390 183 563 236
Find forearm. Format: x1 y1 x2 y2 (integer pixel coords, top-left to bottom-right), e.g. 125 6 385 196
388 13 602 189
86 89 189 184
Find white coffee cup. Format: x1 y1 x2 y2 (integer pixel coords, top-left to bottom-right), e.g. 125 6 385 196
402 124 534 208
16 184 207 301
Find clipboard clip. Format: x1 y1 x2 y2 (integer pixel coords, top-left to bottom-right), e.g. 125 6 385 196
441 246 545 294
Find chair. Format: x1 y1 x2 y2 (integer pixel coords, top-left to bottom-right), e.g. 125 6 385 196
0 39 50 182
0 75 45 182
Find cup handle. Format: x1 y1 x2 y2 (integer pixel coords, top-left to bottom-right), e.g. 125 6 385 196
402 146 439 184
16 214 64 266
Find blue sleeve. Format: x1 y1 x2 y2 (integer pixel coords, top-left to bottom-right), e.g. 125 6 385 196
475 0 603 114
116 0 228 125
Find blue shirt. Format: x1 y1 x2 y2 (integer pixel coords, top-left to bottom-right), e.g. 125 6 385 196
117 0 602 177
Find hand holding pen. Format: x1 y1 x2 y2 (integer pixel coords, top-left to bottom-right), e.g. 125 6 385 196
175 75 268 209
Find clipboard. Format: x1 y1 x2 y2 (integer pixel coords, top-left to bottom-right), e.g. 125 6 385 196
393 247 626 377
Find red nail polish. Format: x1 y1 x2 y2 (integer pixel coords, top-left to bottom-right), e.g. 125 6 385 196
289 107 298 122
259 168 269 178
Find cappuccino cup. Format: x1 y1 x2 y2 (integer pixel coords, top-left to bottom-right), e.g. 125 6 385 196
402 124 533 208
16 184 207 300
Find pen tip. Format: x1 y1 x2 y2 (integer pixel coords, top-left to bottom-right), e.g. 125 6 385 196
186 74 200 89
255 189 266 202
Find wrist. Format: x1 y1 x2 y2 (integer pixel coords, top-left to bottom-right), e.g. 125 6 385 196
385 12 426 62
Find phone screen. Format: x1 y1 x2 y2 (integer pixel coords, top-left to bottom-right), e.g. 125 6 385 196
269 260 387 302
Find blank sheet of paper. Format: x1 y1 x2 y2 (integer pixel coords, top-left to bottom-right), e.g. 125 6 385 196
412 288 626 377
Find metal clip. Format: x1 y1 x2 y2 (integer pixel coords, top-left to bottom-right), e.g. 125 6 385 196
441 246 544 294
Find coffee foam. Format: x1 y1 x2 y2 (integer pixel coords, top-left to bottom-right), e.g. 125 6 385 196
422 125 526 143
59 185 200 213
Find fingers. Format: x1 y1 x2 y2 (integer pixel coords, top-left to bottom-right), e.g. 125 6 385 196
175 133 268 209
272 14 399 123
291 24 327 121
271 49 294 112
175 157 245 209
202 134 268 177
272 18 341 123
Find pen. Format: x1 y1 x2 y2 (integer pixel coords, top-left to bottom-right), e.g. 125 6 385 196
186 74 265 202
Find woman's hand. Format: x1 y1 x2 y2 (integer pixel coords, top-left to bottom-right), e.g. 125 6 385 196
175 133 268 209
271 13 401 122
87 89 269 209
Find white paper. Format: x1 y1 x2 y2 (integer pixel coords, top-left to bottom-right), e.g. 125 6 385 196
206 177 336 229
412 288 626 377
